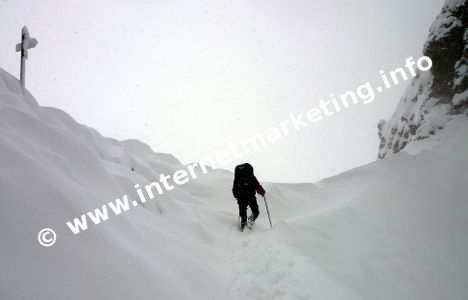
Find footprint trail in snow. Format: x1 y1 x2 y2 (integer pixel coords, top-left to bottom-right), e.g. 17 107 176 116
225 229 311 300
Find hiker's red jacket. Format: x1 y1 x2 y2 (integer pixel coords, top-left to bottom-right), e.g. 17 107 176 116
253 176 266 196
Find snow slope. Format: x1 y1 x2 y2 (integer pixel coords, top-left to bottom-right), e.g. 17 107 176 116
0 68 231 299
1 65 468 300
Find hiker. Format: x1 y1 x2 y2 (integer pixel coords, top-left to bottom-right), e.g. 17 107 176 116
232 163 265 231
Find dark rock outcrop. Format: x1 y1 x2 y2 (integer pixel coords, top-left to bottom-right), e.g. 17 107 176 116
378 0 467 159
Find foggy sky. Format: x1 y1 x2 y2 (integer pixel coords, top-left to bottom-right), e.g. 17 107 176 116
1 0 445 182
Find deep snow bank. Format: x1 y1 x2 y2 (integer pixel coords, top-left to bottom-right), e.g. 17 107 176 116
0 68 232 300
265 116 468 300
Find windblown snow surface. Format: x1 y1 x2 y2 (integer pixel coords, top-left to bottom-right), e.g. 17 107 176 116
1 67 467 300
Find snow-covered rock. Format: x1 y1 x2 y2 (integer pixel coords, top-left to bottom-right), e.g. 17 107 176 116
378 0 467 158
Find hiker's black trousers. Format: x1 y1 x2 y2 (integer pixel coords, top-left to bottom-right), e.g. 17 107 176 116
238 197 259 223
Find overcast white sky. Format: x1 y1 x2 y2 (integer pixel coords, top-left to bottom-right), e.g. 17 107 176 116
1 0 444 183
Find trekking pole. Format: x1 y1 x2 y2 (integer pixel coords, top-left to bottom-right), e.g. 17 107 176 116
262 195 273 229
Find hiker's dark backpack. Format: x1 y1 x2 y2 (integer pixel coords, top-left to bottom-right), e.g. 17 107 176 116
232 163 256 199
